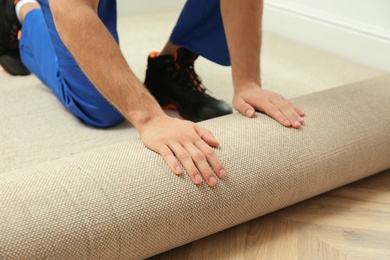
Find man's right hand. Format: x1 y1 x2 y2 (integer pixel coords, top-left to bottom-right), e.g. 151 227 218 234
139 115 226 187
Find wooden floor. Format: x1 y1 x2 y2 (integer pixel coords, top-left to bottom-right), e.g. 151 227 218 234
149 170 390 260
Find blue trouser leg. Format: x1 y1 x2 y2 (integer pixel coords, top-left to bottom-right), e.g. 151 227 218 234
19 0 124 128
169 0 230 66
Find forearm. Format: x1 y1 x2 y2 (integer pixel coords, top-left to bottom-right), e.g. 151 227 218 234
48 0 227 187
221 0 263 89
49 0 164 130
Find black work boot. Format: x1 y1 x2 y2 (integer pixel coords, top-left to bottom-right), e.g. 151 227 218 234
0 0 30 75
144 47 232 122
0 50 30 75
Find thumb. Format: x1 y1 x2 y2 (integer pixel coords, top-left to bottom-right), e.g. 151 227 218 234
233 96 255 118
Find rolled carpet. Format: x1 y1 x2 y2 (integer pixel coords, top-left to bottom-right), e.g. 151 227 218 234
1 74 389 259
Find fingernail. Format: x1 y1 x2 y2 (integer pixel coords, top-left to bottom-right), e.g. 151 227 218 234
246 109 254 117
195 174 203 184
294 121 301 127
297 116 304 122
284 119 291 125
175 166 182 174
219 169 226 178
209 177 216 186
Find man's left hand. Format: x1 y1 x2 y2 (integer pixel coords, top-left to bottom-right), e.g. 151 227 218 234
233 82 305 128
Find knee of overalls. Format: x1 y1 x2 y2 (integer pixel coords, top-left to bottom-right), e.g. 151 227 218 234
66 93 125 129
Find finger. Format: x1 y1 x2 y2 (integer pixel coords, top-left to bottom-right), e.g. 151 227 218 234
294 109 305 124
170 144 203 185
195 125 219 147
184 143 217 187
253 102 292 127
284 100 305 122
157 145 183 175
273 99 302 128
292 104 305 118
286 103 304 127
195 139 226 179
233 97 255 118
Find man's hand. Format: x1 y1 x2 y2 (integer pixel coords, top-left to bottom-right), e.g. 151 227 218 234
221 0 304 128
233 82 305 128
139 115 226 187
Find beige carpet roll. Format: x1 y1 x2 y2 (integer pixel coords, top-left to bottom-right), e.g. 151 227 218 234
1 74 390 259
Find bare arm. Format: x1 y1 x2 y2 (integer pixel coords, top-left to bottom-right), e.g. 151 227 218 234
49 0 226 186
50 0 162 128
221 0 305 128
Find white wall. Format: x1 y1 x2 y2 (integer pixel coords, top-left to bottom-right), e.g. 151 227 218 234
116 0 390 71
263 0 390 71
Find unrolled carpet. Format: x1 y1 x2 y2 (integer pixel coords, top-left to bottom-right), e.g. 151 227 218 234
1 74 389 259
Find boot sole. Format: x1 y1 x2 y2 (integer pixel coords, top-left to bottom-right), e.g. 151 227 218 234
161 102 203 122
0 54 31 76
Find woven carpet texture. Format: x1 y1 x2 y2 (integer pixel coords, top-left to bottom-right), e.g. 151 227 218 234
1 74 389 259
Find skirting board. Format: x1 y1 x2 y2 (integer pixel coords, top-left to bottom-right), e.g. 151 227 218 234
263 1 390 71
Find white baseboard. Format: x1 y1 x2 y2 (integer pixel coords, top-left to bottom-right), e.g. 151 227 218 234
263 0 390 71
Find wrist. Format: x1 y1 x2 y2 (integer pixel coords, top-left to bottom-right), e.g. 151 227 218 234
129 108 166 132
122 90 166 131
130 107 168 133
233 79 262 93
